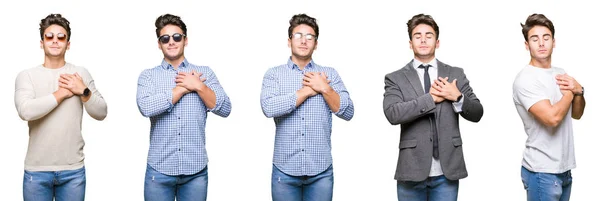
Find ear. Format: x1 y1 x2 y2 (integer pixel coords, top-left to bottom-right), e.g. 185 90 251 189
552 38 555 49
524 41 530 51
288 38 291 48
184 37 188 47
409 40 413 50
435 39 440 49
158 40 162 50
313 40 318 50
40 40 43 49
66 41 70 50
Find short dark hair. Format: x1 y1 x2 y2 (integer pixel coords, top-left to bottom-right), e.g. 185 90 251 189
39 13 71 41
288 14 319 40
521 13 555 41
406 14 439 40
155 14 187 38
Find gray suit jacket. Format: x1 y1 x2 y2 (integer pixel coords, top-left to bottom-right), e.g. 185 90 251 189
383 60 483 182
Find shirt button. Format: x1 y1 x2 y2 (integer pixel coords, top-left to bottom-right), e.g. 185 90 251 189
302 149 304 151
178 133 181 135
420 108 426 113
430 138 433 142
302 133 304 136
178 148 181 151
178 117 181 119
302 117 304 120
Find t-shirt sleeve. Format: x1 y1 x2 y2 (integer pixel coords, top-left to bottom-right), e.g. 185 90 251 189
514 76 548 111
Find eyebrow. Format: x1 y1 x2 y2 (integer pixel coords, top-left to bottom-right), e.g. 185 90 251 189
413 32 435 36
529 34 552 39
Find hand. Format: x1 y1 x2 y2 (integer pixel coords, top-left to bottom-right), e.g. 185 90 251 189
302 72 331 93
173 86 191 95
429 86 445 103
431 77 462 101
556 73 583 95
58 73 86 95
57 87 74 99
300 86 318 97
175 70 207 92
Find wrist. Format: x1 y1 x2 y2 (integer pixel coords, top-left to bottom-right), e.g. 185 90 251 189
574 86 584 96
454 93 463 102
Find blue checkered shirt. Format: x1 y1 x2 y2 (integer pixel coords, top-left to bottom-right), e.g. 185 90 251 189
137 58 231 176
260 58 354 176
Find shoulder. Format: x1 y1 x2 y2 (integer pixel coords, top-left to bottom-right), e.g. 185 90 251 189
264 64 288 75
438 61 465 74
385 62 412 78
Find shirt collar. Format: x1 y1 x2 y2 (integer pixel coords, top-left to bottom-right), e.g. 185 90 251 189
412 57 438 70
287 56 315 70
160 58 190 70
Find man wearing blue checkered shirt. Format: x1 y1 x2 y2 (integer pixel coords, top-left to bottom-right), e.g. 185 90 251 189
136 14 232 201
261 13 354 201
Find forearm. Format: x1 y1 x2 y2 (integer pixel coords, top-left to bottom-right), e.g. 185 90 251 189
383 93 436 125
195 85 216 109
17 94 58 121
321 87 340 113
137 92 173 117
83 92 108 120
571 95 585 119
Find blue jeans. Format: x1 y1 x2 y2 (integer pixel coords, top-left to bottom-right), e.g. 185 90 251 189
144 164 208 201
396 175 459 201
521 166 572 201
271 164 334 201
23 166 86 201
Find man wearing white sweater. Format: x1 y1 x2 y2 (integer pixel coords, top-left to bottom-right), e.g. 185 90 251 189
14 13 107 201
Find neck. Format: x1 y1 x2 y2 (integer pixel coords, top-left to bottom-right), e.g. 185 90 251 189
414 55 435 64
291 55 311 70
529 57 552 69
166 55 185 70
43 56 66 69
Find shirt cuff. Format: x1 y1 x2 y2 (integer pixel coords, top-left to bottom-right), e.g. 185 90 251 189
452 94 464 113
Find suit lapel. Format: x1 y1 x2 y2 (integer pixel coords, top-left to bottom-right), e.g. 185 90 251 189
402 61 425 96
435 60 450 121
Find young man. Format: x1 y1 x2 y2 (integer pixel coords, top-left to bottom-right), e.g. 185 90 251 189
14 13 108 201
260 13 354 201
382 14 483 201
136 14 232 201
513 13 586 201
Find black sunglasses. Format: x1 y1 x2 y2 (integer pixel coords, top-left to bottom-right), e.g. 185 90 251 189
158 33 186 44
44 32 67 41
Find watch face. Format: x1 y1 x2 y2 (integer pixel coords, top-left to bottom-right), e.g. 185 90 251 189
83 88 90 96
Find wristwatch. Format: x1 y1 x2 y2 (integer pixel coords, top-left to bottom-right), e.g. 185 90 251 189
575 87 584 96
455 94 463 102
81 88 90 97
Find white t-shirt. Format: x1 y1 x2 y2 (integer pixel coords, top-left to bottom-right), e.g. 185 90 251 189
513 65 575 174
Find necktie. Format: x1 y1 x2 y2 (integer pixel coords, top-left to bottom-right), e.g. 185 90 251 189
419 64 439 159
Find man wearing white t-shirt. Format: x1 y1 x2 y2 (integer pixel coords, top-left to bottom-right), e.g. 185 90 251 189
513 13 586 201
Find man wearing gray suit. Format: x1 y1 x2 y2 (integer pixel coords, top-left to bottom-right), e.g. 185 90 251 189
383 14 484 201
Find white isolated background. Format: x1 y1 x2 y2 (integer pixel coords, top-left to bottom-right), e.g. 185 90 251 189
0 0 597 200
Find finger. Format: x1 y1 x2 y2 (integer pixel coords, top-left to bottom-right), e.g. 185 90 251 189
303 76 311 82
175 78 184 83
178 71 188 75
60 74 70 80
452 79 457 85
440 77 450 85
430 89 443 96
74 72 81 79
59 83 68 88
59 79 70 85
176 83 185 87
433 79 444 86
176 75 186 79
432 84 444 91
200 77 207 82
